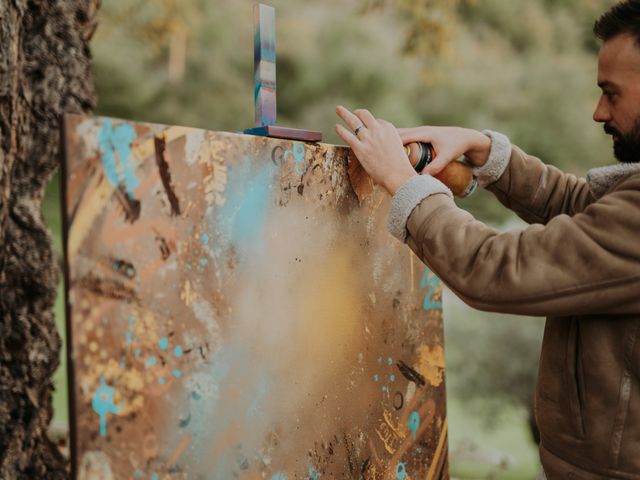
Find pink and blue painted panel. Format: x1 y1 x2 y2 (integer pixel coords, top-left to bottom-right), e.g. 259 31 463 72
62 114 449 480
253 3 276 127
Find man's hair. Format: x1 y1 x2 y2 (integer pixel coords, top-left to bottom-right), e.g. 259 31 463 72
594 0 640 45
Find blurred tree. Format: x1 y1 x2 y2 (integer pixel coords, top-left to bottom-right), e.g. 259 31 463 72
91 0 617 224
361 0 469 60
0 0 98 478
99 0 202 83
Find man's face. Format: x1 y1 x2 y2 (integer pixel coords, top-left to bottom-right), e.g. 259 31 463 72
593 33 640 163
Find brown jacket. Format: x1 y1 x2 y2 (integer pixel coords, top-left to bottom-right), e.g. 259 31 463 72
388 135 640 479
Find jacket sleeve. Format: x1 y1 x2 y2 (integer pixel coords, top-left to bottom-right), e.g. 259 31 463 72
388 175 640 317
476 131 596 224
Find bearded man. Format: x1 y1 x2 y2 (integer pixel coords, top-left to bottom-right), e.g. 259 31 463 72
335 1 640 478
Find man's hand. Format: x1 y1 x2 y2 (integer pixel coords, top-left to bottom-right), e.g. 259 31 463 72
397 126 492 175
335 105 417 195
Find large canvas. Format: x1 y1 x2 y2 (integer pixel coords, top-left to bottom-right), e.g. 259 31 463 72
61 114 449 480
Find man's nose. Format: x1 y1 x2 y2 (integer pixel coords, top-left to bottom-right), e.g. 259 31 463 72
593 96 611 123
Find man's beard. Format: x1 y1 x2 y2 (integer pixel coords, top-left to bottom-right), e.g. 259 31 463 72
604 118 640 163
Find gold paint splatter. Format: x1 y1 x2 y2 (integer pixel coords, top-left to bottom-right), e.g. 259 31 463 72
416 344 445 387
203 162 227 207
374 409 406 455
383 409 406 440
180 279 196 307
202 135 228 206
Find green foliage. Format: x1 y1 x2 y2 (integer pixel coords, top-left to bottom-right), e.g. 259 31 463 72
93 0 617 225
445 291 545 429
361 0 469 58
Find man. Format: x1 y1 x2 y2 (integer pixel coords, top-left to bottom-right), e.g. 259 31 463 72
335 1 640 479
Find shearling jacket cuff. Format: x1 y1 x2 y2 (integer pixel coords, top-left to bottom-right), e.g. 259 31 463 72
473 130 512 187
387 175 453 243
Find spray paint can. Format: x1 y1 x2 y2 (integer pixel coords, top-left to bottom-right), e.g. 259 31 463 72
404 142 477 197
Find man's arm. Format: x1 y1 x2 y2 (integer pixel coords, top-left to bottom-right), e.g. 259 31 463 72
388 173 640 317
474 131 596 224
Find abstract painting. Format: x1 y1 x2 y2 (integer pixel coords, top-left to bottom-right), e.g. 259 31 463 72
61 114 448 479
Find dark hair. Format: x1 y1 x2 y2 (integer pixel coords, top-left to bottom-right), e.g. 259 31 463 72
594 0 640 45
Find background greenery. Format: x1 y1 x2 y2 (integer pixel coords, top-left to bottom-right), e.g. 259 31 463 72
43 0 617 477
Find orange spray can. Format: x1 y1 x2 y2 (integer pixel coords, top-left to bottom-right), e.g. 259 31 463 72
404 142 477 197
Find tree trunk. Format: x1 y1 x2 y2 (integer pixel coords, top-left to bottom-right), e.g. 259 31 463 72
0 0 98 478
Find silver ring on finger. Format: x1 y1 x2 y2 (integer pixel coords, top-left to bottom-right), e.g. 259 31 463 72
354 124 366 137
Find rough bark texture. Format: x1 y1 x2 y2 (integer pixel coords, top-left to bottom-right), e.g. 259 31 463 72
0 0 98 478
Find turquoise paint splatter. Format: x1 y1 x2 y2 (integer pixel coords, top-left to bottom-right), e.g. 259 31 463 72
174 345 183 357
159 337 169 350
272 472 287 480
201 233 209 245
387 356 393 365
158 377 165 385
215 161 275 254
390 374 395 382
307 466 321 480
292 143 307 175
151 473 159 480
373 374 379 382
97 118 139 196
91 376 120 437
133 469 143 478
135 348 141 358
408 411 420 440
173 369 182 378
146 356 157 367
395 462 407 480
420 268 443 310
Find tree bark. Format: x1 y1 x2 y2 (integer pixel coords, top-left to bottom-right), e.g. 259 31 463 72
0 0 98 478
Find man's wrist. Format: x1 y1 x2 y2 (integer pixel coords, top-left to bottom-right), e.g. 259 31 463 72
473 130 512 187
385 169 419 196
464 129 492 167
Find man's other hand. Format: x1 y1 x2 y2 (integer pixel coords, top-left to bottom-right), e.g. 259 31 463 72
397 126 492 175
335 105 417 195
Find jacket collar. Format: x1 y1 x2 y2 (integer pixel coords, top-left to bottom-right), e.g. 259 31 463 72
586 162 640 198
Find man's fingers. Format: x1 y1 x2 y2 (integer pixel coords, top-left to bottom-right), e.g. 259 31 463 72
335 124 361 151
424 155 450 175
397 127 431 145
336 105 369 136
353 109 377 129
